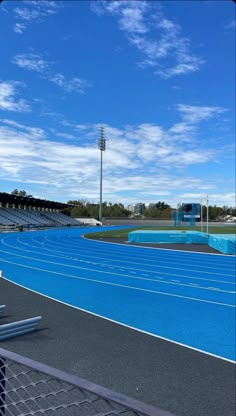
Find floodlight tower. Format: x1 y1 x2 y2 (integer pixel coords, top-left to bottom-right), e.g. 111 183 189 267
98 126 106 222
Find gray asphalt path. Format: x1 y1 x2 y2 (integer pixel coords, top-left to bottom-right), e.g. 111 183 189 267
88 237 223 254
0 277 235 416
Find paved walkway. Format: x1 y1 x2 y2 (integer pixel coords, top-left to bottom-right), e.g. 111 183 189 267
88 236 222 254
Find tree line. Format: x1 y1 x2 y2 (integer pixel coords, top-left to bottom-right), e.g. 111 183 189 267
10 191 235 220
64 200 236 220
11 189 33 198
65 200 130 218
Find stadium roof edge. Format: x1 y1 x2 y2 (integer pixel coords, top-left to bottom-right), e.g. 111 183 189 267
0 192 71 210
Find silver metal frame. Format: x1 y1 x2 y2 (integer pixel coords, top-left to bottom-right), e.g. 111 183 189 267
0 347 175 416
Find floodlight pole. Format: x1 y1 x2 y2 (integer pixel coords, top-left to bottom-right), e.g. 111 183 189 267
200 199 203 232
206 194 209 233
98 126 106 222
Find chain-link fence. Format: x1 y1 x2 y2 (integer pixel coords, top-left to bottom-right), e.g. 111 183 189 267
0 348 174 416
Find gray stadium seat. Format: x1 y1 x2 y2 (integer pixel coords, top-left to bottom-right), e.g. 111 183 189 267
0 207 79 228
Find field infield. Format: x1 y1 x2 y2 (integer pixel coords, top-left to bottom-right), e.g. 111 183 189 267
85 224 236 240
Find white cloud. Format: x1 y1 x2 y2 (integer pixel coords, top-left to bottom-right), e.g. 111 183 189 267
0 119 45 137
13 0 62 33
179 193 236 208
92 0 149 33
225 19 236 30
53 131 77 140
118 1 149 34
169 122 195 135
158 60 203 79
0 111 234 206
12 53 49 73
0 81 30 112
92 1 204 78
14 23 27 34
14 7 41 22
0 120 100 191
50 73 91 94
12 52 91 95
177 104 227 124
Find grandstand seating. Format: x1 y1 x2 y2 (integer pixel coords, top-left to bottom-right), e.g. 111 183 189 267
42 211 79 226
0 208 79 228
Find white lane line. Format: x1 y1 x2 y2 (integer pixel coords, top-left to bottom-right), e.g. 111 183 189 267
3 237 235 279
0 249 234 294
2 237 234 276
8 231 236 275
29 235 236 272
8 227 233 268
2 276 236 364
0 257 235 308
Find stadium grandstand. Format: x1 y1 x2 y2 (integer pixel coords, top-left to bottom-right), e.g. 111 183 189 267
0 192 79 230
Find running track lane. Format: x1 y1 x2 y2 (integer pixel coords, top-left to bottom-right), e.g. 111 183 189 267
0 227 235 361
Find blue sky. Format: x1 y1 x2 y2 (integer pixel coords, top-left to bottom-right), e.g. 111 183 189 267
0 0 235 207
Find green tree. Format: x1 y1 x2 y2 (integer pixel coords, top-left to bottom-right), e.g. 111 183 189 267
11 189 27 196
144 202 172 219
11 189 19 195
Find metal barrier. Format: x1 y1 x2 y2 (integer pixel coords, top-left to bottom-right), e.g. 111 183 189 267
0 348 174 416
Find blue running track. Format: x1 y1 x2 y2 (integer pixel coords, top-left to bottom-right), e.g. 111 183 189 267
0 227 235 361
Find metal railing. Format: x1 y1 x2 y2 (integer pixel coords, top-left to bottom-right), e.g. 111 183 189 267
0 348 174 416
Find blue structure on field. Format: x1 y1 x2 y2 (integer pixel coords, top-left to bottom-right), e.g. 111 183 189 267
174 203 201 226
128 230 236 255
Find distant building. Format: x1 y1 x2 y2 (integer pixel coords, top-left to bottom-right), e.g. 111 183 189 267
134 203 145 215
127 205 134 212
145 203 155 209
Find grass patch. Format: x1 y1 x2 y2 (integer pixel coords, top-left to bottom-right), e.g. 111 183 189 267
85 225 236 239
